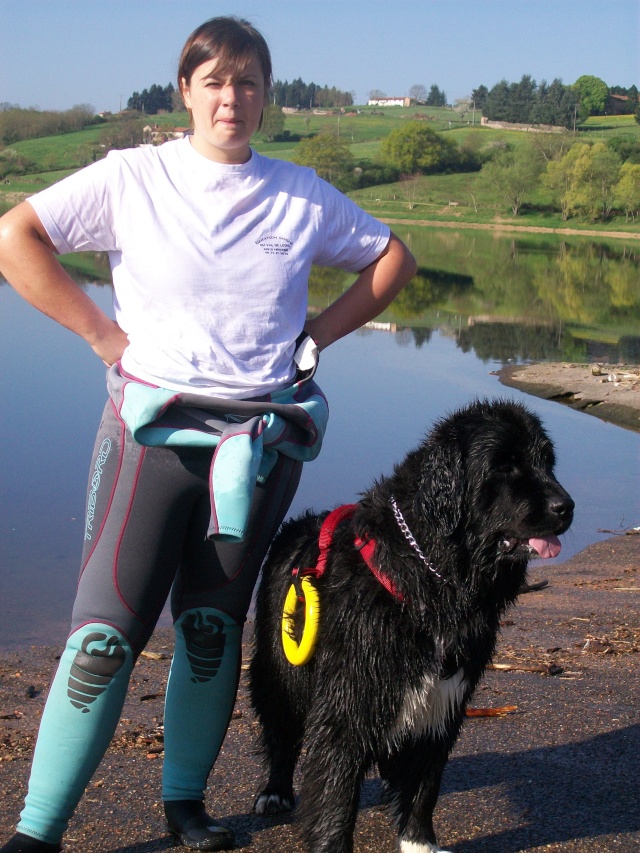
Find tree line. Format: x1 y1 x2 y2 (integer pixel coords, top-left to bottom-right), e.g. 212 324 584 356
0 103 99 144
478 135 640 221
126 83 182 115
271 78 354 109
470 75 639 129
293 118 640 223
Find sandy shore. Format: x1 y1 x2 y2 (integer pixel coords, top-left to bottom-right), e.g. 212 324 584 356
1 532 639 852
498 362 640 433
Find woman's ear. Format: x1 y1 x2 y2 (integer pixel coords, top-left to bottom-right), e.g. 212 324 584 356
180 78 191 110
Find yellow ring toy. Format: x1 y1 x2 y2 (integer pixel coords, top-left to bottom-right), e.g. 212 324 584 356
281 577 320 666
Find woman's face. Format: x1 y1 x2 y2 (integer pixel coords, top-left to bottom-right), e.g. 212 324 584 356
181 52 266 164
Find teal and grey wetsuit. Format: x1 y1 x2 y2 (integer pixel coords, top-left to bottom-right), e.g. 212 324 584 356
16 364 328 845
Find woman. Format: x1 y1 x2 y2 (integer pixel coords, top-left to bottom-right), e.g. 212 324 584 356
0 16 416 852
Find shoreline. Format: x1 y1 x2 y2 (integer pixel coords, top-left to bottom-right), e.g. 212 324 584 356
378 215 640 241
4 191 640 242
497 361 640 433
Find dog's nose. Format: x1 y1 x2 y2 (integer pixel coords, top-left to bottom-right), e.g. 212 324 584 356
550 493 575 522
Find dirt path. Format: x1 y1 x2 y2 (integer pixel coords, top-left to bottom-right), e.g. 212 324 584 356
380 216 640 240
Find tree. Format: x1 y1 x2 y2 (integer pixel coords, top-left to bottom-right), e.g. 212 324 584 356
571 142 621 220
545 141 621 221
530 78 581 129
293 131 354 190
400 173 422 209
126 83 175 114
509 75 537 123
453 97 472 122
543 143 587 220
409 84 427 102
528 130 572 163
271 79 352 108
573 75 608 115
171 88 185 113
426 85 447 107
368 89 387 101
482 77 580 128
615 162 640 221
259 104 285 141
471 85 489 112
382 122 458 174
99 118 144 151
478 144 544 215
626 85 638 112
0 147 36 180
483 79 511 121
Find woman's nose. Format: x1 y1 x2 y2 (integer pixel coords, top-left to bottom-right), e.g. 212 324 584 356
221 83 240 105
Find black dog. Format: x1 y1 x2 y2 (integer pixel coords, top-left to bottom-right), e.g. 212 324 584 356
250 399 574 853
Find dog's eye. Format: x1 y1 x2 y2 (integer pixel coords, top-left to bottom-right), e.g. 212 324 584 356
495 459 517 475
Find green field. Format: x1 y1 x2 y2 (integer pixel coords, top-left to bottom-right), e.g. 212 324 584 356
2 108 639 235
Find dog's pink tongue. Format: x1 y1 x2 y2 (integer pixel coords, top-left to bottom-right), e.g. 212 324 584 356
529 535 561 559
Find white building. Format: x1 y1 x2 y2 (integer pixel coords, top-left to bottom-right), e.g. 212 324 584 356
367 97 411 107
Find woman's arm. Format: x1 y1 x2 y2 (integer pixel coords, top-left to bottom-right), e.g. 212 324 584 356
0 202 128 365
303 232 416 352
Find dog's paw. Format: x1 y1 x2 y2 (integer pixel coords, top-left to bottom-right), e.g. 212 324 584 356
254 791 295 816
399 839 453 853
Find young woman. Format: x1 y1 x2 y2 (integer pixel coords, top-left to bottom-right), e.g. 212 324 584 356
0 16 416 852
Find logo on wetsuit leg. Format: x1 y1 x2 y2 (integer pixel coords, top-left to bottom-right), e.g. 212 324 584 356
67 632 126 713
85 438 112 541
181 611 226 683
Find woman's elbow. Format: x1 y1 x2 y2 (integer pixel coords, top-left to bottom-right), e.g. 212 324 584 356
388 232 417 286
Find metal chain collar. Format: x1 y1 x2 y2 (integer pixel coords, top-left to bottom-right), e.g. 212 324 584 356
389 495 445 582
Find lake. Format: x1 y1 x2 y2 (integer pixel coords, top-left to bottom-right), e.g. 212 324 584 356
1 226 639 650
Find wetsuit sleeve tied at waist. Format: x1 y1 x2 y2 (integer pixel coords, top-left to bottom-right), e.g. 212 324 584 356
107 363 329 543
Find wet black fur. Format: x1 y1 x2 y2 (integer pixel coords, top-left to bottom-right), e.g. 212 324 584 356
249 399 574 853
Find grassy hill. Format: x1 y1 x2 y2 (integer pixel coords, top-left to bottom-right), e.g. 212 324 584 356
1 108 639 234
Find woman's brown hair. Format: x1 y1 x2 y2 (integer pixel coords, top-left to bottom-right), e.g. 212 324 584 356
178 16 272 103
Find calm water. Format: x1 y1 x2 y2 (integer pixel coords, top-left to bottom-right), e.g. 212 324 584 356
1 227 639 650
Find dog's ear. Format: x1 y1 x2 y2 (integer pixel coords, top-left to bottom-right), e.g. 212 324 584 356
414 440 464 536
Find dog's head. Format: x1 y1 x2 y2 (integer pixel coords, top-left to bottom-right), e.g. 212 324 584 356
415 399 574 561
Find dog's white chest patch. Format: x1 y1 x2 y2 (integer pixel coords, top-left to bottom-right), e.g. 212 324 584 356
392 668 467 742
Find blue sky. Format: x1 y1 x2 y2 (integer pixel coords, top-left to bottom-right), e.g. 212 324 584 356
1 0 638 113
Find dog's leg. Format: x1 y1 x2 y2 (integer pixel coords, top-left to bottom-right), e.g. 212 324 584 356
253 742 299 816
297 733 368 853
380 741 453 853
250 631 307 814
251 668 302 815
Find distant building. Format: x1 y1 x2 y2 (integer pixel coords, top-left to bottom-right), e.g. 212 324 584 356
606 94 632 115
367 97 412 107
143 125 190 144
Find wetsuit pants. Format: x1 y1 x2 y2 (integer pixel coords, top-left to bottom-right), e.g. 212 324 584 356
16 399 303 844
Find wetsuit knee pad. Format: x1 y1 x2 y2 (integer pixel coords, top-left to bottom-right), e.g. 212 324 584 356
175 608 241 683
17 624 133 844
65 624 132 711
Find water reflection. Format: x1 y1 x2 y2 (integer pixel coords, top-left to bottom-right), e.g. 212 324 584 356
309 228 640 364
1 229 638 650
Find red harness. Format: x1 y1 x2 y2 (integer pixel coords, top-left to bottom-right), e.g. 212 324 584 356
292 504 404 602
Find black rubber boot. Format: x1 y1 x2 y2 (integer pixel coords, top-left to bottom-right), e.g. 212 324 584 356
164 800 235 851
0 834 61 853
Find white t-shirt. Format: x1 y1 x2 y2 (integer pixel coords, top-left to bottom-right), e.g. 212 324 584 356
29 138 390 398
